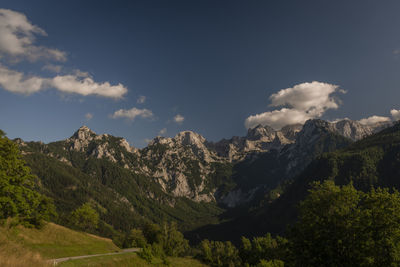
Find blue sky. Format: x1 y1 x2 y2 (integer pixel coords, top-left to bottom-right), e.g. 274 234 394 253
1 0 400 147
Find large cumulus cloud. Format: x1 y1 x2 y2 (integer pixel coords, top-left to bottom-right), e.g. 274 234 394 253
245 81 345 129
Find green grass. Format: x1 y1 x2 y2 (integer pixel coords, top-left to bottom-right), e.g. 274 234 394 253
0 221 208 266
58 253 208 267
1 222 119 259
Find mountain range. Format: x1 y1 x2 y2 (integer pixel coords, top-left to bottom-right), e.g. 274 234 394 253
13 118 394 242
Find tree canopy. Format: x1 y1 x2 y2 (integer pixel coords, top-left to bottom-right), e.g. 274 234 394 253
70 203 99 231
289 180 400 266
0 130 55 227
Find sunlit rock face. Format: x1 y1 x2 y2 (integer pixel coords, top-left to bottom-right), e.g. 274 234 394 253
17 119 392 205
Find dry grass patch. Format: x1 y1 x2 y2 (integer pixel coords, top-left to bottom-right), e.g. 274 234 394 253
0 227 50 267
0 221 120 259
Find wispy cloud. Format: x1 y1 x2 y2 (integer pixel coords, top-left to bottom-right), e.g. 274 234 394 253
159 128 167 135
245 81 345 129
358 115 390 125
137 95 146 104
173 114 184 124
85 113 93 121
111 107 154 121
0 9 66 62
42 64 62 73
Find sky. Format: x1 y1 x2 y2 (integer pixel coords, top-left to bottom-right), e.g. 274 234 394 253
1 0 400 148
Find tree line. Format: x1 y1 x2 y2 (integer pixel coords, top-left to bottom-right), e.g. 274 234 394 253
197 180 400 266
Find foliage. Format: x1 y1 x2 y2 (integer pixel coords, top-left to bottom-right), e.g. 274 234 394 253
0 130 55 227
138 244 154 263
160 222 189 257
289 180 400 266
199 239 241 267
232 129 352 191
21 140 225 242
256 259 285 267
240 234 288 266
142 222 162 244
70 203 99 231
127 228 147 248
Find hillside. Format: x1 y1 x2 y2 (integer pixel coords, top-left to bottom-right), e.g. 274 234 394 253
0 221 119 266
189 121 400 242
12 118 390 243
0 221 206 267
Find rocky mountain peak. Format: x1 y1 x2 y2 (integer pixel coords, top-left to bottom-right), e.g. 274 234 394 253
332 119 369 140
173 131 207 147
71 125 96 141
280 124 303 139
149 136 173 146
246 124 275 141
300 119 392 141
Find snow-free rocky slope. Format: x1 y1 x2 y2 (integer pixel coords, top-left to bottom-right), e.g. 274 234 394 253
188 120 400 243
14 118 392 240
17 119 391 206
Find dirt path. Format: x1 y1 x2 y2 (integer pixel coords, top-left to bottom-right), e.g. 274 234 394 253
50 248 140 264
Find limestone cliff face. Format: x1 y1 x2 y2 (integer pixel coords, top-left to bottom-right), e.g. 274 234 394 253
332 119 391 141
16 119 392 206
138 131 222 201
63 126 139 166
210 124 303 161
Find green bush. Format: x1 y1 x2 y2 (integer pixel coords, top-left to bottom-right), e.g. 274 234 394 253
127 228 147 248
160 222 189 257
138 244 153 263
70 203 99 231
199 239 241 267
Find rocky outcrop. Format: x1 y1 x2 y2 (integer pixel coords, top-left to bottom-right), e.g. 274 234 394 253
332 119 392 141
210 124 302 161
17 119 392 206
141 131 221 201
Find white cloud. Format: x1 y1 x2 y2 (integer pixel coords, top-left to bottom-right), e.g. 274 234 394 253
159 128 167 135
358 115 391 125
0 65 127 98
0 65 46 94
246 108 314 130
144 138 152 144
42 64 62 73
85 113 93 120
0 9 66 62
73 69 90 78
137 95 146 104
330 117 351 123
391 109 400 121
173 114 184 124
111 107 154 121
50 75 127 99
245 81 345 129
0 9 128 99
